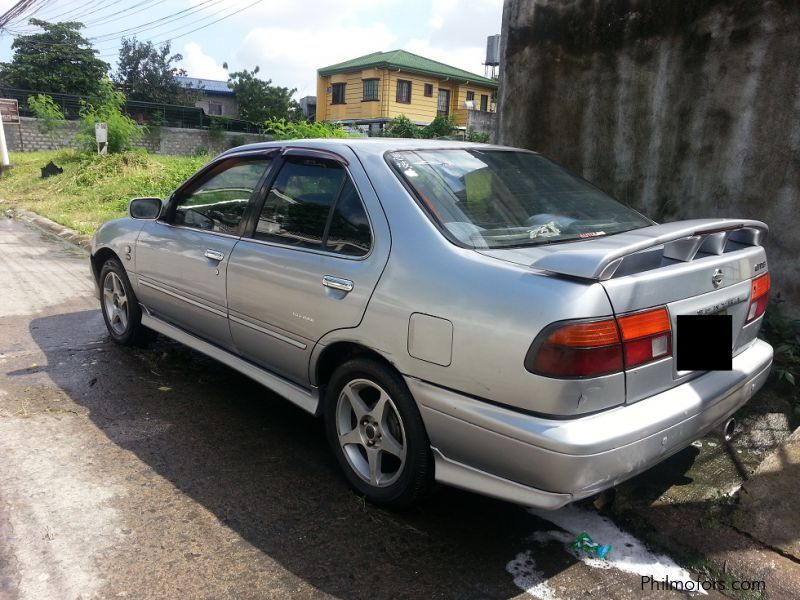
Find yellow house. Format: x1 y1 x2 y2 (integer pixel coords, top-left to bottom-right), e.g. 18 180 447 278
316 50 498 132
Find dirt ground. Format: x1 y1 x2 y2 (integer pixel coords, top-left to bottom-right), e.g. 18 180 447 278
0 215 729 600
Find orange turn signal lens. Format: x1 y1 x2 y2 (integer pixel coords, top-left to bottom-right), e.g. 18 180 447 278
746 273 770 323
616 307 671 341
751 273 770 300
545 319 620 347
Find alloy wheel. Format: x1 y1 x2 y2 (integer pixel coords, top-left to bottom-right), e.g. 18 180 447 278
102 271 129 335
335 378 407 487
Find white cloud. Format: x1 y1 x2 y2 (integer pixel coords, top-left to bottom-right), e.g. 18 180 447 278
405 38 487 78
235 23 397 98
180 42 228 80
180 0 501 98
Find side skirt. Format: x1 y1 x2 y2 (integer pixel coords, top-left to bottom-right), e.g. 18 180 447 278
141 312 320 415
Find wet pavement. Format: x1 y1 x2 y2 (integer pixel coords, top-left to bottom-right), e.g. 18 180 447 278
0 215 719 599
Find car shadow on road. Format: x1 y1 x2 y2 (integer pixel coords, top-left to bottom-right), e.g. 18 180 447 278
29 309 588 599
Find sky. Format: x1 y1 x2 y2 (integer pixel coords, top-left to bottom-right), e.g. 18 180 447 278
0 0 503 99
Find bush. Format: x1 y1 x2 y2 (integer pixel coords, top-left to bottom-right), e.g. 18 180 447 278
761 300 800 387
424 114 455 139
263 118 350 140
28 94 66 144
466 127 490 143
381 115 420 138
78 78 143 154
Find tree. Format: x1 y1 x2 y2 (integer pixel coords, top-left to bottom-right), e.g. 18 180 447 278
227 67 299 123
114 38 199 105
78 78 142 153
0 20 108 96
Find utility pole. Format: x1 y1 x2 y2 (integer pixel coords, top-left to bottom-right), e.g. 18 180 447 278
0 113 10 173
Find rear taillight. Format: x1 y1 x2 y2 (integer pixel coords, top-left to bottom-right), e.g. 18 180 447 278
746 273 770 323
526 319 623 378
617 307 672 369
526 307 672 378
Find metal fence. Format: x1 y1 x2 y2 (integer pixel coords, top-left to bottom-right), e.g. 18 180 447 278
0 87 263 133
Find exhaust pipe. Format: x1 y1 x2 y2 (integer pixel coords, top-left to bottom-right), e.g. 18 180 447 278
721 418 736 442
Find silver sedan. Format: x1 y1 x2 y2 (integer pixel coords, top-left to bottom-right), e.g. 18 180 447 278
90 139 773 509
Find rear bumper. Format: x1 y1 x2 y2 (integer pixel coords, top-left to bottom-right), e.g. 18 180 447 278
407 338 773 509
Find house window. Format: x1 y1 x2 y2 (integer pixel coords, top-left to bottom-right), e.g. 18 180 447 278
424 83 433 97
396 79 412 103
466 91 474 102
331 83 346 105
362 78 379 101
208 101 223 116
480 94 488 112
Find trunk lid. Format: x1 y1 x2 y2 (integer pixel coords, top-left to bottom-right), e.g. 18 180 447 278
478 218 769 402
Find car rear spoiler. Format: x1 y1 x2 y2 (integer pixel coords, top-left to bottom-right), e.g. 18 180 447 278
531 219 768 281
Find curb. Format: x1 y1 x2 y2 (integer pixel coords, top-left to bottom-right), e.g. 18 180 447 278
1 200 91 251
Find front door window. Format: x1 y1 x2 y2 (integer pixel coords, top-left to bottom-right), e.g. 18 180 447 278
170 158 272 235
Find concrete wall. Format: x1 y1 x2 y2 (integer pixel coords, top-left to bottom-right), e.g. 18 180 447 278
499 0 800 314
466 110 498 141
6 117 269 156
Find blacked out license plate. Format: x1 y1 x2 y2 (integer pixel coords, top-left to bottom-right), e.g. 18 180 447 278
676 314 732 371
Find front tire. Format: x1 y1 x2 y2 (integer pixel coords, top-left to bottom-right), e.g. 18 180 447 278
324 357 433 509
99 258 154 346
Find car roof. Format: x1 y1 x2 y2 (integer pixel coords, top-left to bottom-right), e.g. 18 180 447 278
220 138 521 160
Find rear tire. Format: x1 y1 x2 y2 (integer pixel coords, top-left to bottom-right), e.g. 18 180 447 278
324 357 433 509
99 258 155 346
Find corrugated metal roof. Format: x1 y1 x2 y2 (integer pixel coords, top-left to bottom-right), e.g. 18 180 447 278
176 76 234 95
318 50 498 88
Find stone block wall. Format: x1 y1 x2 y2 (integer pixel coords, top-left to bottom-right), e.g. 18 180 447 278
5 117 270 156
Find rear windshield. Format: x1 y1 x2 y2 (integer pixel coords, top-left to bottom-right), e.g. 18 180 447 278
387 149 652 249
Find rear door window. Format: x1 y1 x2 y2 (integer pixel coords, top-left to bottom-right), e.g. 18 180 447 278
253 157 372 256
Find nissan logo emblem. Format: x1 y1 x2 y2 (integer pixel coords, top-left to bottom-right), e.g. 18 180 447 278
712 268 724 288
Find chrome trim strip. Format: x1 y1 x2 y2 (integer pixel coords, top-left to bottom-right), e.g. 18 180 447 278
228 314 307 350
138 278 227 318
141 313 318 414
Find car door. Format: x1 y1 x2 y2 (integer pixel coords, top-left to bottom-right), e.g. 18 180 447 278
135 153 275 349
226 147 390 386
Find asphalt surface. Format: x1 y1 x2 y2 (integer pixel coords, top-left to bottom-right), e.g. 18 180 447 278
0 215 715 600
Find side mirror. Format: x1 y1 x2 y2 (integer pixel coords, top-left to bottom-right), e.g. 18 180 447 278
128 197 162 220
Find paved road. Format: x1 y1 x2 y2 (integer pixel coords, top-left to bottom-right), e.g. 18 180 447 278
0 215 713 600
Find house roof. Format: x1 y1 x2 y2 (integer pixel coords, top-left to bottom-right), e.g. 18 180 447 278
318 50 498 88
176 76 234 95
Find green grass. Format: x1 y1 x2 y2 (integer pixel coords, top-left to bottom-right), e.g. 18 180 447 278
0 150 210 235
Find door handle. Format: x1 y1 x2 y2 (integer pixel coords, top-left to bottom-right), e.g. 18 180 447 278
204 248 225 262
322 275 354 292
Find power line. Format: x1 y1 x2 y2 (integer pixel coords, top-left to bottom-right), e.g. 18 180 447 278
0 0 45 30
90 0 228 43
3 0 264 69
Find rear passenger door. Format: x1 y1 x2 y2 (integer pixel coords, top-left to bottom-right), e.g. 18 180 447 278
226 148 390 386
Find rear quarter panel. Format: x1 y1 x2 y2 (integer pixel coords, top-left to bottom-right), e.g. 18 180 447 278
317 150 623 416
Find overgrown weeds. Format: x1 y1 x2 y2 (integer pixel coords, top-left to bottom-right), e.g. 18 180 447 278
0 150 209 234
